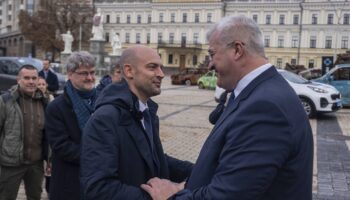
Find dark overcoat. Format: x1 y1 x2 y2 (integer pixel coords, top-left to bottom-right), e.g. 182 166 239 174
81 80 193 200
39 70 59 93
45 92 82 200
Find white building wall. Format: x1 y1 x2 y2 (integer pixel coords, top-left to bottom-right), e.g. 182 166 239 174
96 0 350 68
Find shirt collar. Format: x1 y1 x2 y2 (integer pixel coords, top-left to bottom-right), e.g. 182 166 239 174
234 63 272 98
138 100 148 112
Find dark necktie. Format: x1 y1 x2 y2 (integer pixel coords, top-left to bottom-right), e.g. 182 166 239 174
142 108 160 174
219 91 235 119
226 92 236 108
142 108 154 150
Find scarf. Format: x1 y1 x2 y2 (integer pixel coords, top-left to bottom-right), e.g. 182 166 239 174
65 80 97 131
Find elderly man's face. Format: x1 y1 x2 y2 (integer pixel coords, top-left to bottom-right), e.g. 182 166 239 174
68 65 96 91
17 68 39 95
208 32 240 91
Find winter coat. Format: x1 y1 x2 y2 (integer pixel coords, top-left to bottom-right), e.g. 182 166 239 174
0 86 47 166
81 80 193 200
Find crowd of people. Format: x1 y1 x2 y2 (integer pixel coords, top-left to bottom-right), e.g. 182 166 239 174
0 14 313 200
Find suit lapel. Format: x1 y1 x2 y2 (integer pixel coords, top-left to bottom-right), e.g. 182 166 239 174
211 67 278 134
126 124 155 174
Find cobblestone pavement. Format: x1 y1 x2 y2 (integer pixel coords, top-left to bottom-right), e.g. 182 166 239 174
16 76 350 199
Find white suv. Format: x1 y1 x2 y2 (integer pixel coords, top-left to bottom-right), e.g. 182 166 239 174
214 69 342 118
278 70 342 118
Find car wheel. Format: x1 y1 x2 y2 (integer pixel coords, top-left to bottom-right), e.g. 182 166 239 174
198 82 204 89
185 80 191 86
300 97 316 118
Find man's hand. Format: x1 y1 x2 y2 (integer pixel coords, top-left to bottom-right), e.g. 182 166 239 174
45 161 52 176
141 178 185 200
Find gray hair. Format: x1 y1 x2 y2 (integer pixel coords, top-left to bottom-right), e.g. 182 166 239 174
206 15 265 57
66 51 96 72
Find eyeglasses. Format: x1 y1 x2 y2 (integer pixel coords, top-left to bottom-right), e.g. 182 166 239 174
74 70 96 77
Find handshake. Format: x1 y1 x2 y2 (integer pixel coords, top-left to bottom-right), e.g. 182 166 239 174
141 178 185 200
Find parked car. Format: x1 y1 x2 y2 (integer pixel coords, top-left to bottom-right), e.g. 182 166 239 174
299 68 322 80
171 68 208 86
213 69 342 118
0 57 66 94
279 69 342 118
197 70 217 90
313 64 350 106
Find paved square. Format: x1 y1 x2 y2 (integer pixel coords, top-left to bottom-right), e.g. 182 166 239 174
16 76 350 199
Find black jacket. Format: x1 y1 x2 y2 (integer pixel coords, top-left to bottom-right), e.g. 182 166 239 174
81 80 193 200
39 70 59 93
45 91 83 200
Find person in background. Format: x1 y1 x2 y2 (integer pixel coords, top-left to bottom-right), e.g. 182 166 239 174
45 51 97 200
37 76 54 196
96 62 122 95
39 59 59 95
37 77 54 102
81 45 193 200
0 65 48 200
142 15 313 200
208 90 228 125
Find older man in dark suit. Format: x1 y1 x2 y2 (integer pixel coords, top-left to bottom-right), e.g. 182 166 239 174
142 15 313 200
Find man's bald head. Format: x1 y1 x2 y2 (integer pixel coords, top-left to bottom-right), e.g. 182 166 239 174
119 45 164 102
119 45 159 77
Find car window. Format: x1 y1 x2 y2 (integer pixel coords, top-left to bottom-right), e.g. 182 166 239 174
206 71 213 77
279 70 309 84
0 61 9 74
332 68 350 81
1 60 20 75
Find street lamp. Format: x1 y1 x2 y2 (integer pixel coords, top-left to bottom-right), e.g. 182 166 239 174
297 1 304 65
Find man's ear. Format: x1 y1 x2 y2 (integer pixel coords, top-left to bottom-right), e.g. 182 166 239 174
233 42 244 60
67 71 73 80
123 64 134 79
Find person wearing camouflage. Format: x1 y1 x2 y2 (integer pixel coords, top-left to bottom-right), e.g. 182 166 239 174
0 65 48 200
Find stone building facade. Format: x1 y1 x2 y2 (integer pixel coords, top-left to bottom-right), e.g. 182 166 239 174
1 0 349 69
96 0 350 69
0 0 39 56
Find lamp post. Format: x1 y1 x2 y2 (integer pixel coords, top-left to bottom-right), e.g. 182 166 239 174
79 23 82 51
297 1 304 65
333 12 342 63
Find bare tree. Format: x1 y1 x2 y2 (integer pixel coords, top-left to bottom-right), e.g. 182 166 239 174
19 0 93 61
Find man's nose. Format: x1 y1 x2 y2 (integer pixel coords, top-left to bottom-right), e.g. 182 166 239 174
86 73 95 80
156 68 165 78
29 78 35 84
